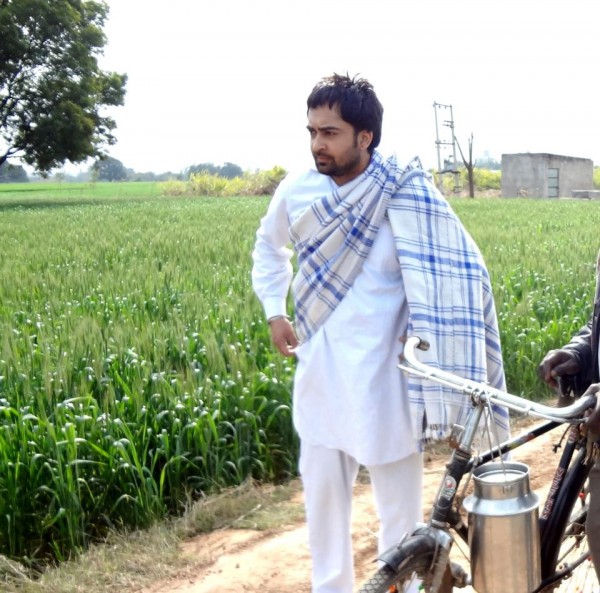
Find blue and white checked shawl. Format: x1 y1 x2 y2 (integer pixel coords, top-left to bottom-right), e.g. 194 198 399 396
289 151 509 443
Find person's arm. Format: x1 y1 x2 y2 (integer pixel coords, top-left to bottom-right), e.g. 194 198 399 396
251 183 299 357
538 318 594 396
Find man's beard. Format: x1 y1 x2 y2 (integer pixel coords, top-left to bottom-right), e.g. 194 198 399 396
313 140 362 180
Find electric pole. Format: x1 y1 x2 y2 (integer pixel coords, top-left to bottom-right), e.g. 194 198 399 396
433 102 460 193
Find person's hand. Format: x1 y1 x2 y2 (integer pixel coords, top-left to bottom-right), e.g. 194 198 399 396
269 317 298 357
537 349 581 390
582 383 600 435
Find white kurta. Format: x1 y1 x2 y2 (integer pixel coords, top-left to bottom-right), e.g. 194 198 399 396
252 168 419 466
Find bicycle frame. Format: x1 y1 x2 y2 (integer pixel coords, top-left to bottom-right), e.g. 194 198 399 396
377 336 597 593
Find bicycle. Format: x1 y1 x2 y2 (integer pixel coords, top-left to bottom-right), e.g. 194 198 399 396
358 336 599 593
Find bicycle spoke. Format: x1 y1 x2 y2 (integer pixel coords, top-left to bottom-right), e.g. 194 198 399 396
550 485 598 593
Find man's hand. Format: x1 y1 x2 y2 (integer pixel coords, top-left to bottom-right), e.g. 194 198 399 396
269 317 299 357
537 349 581 390
582 383 600 435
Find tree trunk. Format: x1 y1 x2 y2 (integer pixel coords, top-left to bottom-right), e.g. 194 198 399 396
468 164 475 198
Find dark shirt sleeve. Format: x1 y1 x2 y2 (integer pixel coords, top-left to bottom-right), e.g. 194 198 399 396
560 317 594 396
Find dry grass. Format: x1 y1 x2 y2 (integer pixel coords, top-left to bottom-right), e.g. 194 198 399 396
1 480 303 593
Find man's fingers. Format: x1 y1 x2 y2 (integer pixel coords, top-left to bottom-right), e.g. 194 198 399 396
583 385 600 433
269 318 298 357
551 360 580 378
538 350 580 388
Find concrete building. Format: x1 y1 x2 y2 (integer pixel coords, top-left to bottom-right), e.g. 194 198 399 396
501 153 593 198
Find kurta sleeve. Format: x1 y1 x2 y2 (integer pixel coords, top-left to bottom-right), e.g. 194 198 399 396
251 180 294 319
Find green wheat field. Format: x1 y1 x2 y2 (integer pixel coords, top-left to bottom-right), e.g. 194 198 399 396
0 181 598 566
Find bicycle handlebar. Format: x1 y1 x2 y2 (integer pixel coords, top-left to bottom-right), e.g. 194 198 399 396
399 336 596 423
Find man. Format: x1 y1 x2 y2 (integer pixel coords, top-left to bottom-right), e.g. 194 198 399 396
251 73 508 593
538 252 600 582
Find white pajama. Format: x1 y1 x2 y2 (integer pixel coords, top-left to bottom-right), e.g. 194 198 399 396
299 442 423 593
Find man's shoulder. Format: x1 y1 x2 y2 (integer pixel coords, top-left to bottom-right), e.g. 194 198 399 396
277 167 332 194
282 166 327 185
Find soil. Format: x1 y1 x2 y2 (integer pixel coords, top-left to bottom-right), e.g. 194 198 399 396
139 419 563 593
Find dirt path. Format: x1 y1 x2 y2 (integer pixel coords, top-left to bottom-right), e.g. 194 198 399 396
140 422 562 593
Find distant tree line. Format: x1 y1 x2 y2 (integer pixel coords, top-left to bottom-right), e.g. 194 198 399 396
0 161 29 183
474 156 501 170
0 156 251 184
87 158 246 182
184 162 244 179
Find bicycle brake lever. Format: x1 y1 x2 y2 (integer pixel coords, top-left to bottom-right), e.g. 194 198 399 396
417 338 430 351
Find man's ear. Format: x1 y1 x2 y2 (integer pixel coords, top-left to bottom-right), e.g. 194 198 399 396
359 131 373 150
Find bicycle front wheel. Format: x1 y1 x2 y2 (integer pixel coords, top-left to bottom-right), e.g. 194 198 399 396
358 555 455 593
358 563 426 593
539 447 598 593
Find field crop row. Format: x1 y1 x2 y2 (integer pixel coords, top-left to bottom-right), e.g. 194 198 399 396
0 183 598 566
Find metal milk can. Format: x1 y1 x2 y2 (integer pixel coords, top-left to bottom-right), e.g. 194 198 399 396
463 461 541 593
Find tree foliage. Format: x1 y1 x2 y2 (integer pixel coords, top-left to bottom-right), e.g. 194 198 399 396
185 162 244 180
475 155 501 170
92 155 127 181
0 0 127 173
0 160 28 182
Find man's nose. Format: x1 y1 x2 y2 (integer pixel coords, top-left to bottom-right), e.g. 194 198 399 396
312 134 326 152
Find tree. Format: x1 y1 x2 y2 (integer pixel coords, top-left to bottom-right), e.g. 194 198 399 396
0 161 28 182
219 162 243 179
0 0 127 174
92 156 127 181
475 152 501 170
186 163 218 178
456 133 475 198
185 162 244 179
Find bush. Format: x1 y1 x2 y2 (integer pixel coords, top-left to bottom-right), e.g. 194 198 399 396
160 167 287 197
242 166 287 195
435 167 501 194
473 168 501 190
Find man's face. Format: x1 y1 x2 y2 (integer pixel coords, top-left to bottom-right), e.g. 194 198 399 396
307 105 372 186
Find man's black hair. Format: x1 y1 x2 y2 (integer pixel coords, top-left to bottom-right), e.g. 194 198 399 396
306 73 383 153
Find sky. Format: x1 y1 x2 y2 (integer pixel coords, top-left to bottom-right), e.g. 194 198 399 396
91 0 600 175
